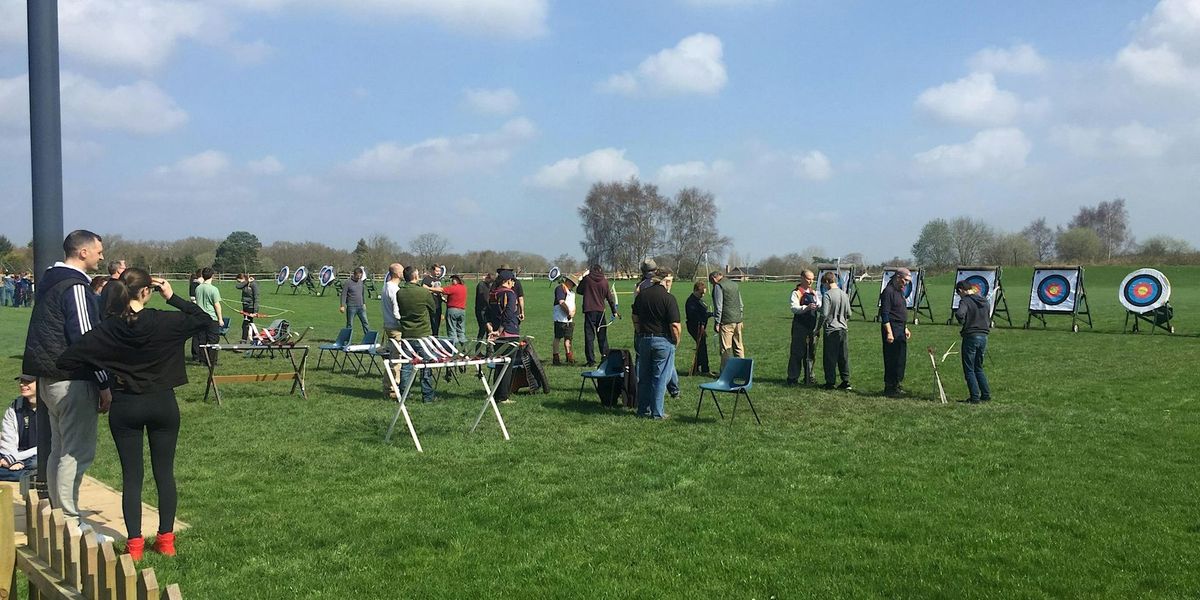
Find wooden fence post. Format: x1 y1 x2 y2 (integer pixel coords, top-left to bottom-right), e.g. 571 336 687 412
79 534 98 599
0 487 14 600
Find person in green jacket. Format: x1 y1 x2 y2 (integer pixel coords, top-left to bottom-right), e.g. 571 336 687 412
393 266 437 403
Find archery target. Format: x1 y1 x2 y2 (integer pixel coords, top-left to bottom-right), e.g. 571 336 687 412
275 266 290 286
1119 268 1170 313
435 265 447 280
951 268 999 314
292 265 308 286
1029 268 1080 312
817 267 852 298
319 265 336 287
359 266 369 281
548 266 561 281
880 268 919 308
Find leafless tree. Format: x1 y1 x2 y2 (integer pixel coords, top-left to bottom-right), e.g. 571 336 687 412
1020 218 1057 262
661 187 732 278
949 216 994 265
409 233 451 267
1069 199 1131 259
578 177 667 273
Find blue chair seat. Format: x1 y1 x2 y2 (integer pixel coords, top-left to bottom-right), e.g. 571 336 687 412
316 327 353 370
578 351 626 404
697 357 759 425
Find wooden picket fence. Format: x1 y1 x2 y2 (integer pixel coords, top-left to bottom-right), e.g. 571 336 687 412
0 487 182 599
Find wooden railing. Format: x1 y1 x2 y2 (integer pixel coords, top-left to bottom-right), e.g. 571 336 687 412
0 487 182 599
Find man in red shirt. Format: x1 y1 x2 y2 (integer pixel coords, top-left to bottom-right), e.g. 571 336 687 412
441 274 468 345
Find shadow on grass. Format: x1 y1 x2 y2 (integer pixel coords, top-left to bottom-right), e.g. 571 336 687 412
541 397 631 416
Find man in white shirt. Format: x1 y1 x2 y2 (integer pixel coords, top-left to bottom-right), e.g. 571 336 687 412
787 270 822 385
380 263 404 393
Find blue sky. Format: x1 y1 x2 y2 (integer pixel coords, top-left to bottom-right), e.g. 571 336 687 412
1 0 1197 264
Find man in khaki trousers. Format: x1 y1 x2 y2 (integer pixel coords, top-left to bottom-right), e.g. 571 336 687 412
709 271 745 371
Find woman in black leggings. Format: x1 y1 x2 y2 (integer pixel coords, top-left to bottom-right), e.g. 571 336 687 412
58 268 212 560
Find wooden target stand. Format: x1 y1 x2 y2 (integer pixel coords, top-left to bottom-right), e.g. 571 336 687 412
945 266 1013 327
874 269 934 325
200 343 310 405
1024 266 1092 333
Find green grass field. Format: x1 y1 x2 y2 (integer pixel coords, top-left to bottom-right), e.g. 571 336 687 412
2 265 1198 598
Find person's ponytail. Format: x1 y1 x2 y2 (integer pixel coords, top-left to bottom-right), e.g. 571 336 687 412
110 267 153 323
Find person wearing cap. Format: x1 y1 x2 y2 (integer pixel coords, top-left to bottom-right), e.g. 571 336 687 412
634 258 657 295
420 265 445 336
880 267 913 397
551 274 578 365
496 264 525 322
631 268 681 419
0 375 39 481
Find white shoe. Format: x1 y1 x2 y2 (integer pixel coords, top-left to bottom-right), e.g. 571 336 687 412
78 523 113 545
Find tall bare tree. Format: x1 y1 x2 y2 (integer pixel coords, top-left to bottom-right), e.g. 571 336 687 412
409 233 451 267
1020 217 1057 262
1068 199 1131 260
662 187 732 278
578 177 667 272
949 216 994 265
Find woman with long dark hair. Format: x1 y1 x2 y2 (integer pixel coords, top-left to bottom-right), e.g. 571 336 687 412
57 268 212 560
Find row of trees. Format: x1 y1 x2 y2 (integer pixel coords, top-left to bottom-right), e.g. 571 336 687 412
577 178 732 277
911 199 1197 268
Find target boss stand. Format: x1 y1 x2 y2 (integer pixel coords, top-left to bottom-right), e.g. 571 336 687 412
1024 266 1092 333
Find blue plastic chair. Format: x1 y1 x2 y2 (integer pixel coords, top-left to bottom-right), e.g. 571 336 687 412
218 317 232 344
697 358 758 425
316 327 352 370
578 351 626 403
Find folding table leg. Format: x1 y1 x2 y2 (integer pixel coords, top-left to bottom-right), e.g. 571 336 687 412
383 363 422 451
471 361 511 440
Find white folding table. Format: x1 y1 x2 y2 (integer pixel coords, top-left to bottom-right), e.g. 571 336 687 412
382 338 516 452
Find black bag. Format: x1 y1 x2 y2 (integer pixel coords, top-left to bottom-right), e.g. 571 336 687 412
595 349 637 408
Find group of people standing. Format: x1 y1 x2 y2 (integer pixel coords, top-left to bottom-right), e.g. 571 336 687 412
1 270 34 307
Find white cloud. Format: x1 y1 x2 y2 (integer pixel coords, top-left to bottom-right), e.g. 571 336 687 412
655 159 733 185
0 0 260 72
1049 122 1174 158
248 155 285 175
156 150 231 180
915 72 1023 127
794 151 833 181
913 128 1031 178
230 0 548 38
463 88 521 115
344 117 537 180
0 73 187 135
969 43 1047 75
600 33 727 96
1116 0 1200 92
530 148 639 189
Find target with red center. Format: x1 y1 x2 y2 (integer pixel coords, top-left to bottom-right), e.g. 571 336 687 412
1037 275 1070 305
292 265 308 286
275 266 290 286
1119 268 1170 313
319 265 336 287
880 268 919 308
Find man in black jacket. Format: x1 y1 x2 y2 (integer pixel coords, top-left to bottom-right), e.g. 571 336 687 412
954 280 993 404
22 230 112 527
879 268 912 397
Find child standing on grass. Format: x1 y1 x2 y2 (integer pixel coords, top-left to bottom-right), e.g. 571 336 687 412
57 268 212 560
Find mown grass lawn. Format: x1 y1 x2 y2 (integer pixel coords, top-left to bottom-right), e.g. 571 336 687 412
2 265 1197 598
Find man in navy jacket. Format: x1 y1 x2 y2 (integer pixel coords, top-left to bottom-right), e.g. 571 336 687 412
22 230 112 529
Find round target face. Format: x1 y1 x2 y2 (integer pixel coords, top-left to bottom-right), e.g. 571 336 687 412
962 275 990 298
548 266 561 281
275 266 289 285
319 265 336 287
292 265 308 286
1037 274 1071 306
1119 268 1170 313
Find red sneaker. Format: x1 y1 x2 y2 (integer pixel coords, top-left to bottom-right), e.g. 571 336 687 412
126 536 145 561
152 532 176 556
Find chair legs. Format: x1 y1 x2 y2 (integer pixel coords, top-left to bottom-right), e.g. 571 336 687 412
729 391 761 426
696 389 725 420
